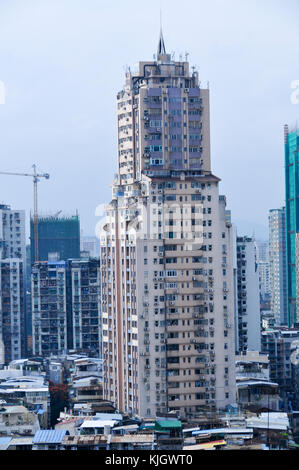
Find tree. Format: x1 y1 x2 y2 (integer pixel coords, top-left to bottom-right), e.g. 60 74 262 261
49 381 69 428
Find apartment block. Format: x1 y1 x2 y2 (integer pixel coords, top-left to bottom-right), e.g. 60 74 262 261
236 237 261 353
269 208 287 326
67 258 101 355
100 34 236 419
255 241 270 303
261 328 299 410
31 258 101 357
0 259 25 363
0 204 26 261
0 204 26 363
81 236 100 259
32 260 68 356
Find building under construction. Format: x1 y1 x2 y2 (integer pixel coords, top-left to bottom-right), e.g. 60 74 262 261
30 214 80 265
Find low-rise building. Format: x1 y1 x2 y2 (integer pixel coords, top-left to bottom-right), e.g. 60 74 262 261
262 328 299 410
236 380 280 412
0 374 50 428
0 405 40 436
70 376 103 407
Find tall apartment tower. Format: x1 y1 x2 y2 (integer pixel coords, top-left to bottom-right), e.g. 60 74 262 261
32 260 68 356
100 33 236 419
0 259 25 363
255 240 270 303
0 205 26 363
236 236 261 353
67 258 101 355
0 205 26 261
269 208 287 326
284 125 299 326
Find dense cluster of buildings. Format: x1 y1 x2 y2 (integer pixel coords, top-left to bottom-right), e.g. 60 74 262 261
0 33 299 450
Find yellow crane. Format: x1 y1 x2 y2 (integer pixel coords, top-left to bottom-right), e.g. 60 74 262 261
0 164 50 262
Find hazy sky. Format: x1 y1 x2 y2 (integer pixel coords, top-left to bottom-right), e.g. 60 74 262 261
0 0 298 242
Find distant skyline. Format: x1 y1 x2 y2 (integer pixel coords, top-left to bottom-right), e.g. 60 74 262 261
0 0 298 242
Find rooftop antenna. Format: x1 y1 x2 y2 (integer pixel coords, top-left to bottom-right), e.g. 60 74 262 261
185 52 189 62
157 8 166 57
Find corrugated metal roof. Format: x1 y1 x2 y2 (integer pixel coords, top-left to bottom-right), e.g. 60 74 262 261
192 428 253 436
183 440 227 450
9 437 33 446
33 429 68 444
155 419 182 430
110 435 154 443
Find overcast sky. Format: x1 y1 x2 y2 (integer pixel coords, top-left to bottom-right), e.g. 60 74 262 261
0 0 298 242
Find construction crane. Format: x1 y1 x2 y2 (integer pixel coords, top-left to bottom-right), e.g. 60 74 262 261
0 164 50 262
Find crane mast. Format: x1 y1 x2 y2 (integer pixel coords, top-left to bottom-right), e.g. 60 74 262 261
0 164 50 262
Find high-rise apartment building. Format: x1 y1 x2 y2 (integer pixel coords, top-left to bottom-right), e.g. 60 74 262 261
0 204 26 261
68 258 101 354
30 214 80 265
32 260 68 356
269 208 287 326
32 257 101 357
261 327 299 410
255 240 269 264
0 204 26 363
81 236 100 259
0 259 25 363
236 236 261 353
255 240 270 303
284 125 299 326
100 34 236 419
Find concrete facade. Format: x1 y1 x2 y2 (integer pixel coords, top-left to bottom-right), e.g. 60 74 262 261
100 35 236 419
31 258 101 356
236 237 261 353
269 208 287 326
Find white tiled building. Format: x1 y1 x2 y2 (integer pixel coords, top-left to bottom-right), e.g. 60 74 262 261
100 33 236 419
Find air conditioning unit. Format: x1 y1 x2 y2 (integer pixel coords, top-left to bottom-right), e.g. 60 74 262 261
185 88 190 93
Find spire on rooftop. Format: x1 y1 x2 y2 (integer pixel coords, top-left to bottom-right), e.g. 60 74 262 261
157 19 166 58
